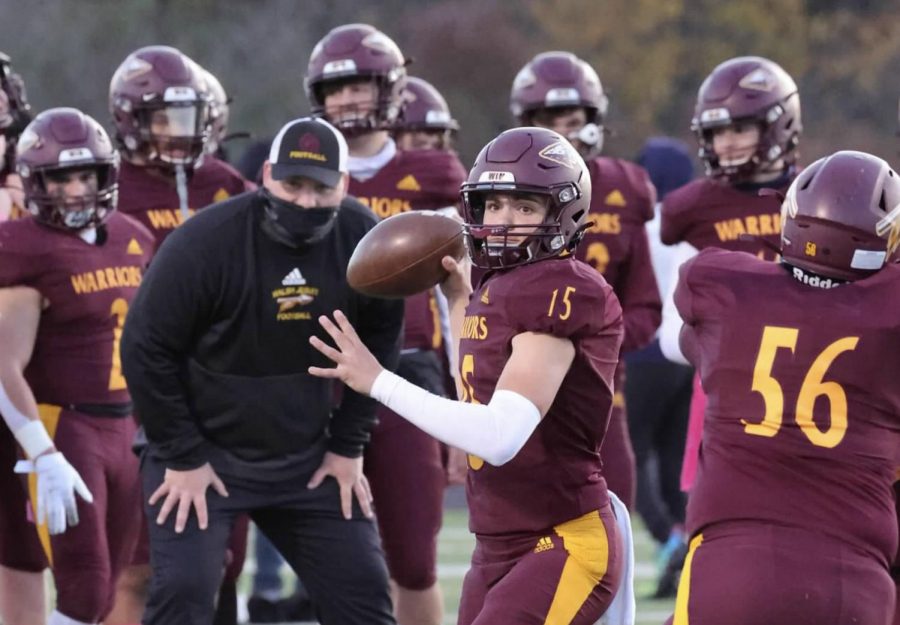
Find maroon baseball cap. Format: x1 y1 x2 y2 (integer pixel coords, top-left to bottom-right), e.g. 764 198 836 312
268 116 348 187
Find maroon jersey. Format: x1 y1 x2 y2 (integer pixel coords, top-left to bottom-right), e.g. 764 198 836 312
460 257 624 536
117 157 252 248
577 156 660 352
661 176 791 259
0 213 154 405
349 149 467 351
676 248 900 566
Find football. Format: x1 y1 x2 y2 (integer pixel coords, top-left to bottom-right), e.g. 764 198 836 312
347 211 466 298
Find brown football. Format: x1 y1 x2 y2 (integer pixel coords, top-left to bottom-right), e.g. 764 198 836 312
347 211 465 298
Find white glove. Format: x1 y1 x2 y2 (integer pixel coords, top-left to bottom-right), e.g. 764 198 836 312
15 452 94 535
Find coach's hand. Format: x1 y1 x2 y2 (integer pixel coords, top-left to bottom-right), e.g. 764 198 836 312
149 462 228 533
308 451 373 520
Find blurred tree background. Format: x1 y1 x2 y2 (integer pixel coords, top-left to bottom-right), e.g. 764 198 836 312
1 0 897 168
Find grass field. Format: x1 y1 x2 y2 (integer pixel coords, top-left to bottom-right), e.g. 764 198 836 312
237 495 677 624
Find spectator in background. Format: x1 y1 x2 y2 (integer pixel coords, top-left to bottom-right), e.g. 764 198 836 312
625 137 695 598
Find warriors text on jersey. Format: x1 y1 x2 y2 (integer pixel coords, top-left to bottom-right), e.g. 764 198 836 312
0 213 154 405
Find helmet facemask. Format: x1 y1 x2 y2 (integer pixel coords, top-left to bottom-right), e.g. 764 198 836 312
131 94 212 167
462 183 586 269
694 99 800 182
314 74 404 137
25 162 118 231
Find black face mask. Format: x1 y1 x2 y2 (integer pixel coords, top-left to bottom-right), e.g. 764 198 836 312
259 187 339 249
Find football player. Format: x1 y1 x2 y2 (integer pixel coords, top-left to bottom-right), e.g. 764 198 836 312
658 55 803 492
0 108 154 625
393 76 459 151
0 51 45 625
510 51 662 510
108 46 252 248
627 137 696 598
305 24 468 625
665 150 900 624
310 126 626 624
105 46 253 625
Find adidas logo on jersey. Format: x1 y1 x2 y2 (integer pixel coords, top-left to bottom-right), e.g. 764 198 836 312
396 174 421 192
213 188 231 203
534 536 555 553
282 268 306 286
480 286 490 305
604 190 627 207
126 238 144 255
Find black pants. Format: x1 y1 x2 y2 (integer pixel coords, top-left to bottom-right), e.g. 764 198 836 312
625 358 693 544
140 453 395 625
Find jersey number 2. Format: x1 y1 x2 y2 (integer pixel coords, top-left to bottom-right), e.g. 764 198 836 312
745 326 858 448
108 298 129 391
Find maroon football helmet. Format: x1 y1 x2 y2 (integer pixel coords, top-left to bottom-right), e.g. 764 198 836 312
692 56 801 181
109 45 212 167
780 150 900 281
305 24 407 135
16 107 119 231
510 51 608 159
394 76 458 149
461 127 592 269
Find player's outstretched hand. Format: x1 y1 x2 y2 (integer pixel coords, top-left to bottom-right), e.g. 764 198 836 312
307 451 373 520
309 310 384 396
439 254 473 303
15 451 94 535
149 462 229 533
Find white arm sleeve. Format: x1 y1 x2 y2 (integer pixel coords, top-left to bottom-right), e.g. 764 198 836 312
370 370 540 466
659 242 698 366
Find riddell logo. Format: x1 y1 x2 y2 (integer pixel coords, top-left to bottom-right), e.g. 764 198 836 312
298 132 320 152
792 267 840 289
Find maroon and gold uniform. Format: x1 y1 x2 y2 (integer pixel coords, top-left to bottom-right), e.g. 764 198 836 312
671 248 899 624
661 173 793 490
352 147 468 590
457 257 624 624
576 156 660 509
117 156 253 247
0 213 154 622
661 176 789 258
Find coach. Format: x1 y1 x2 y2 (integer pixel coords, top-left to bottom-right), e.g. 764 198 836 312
121 117 402 625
